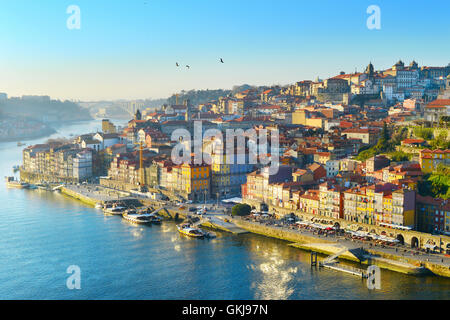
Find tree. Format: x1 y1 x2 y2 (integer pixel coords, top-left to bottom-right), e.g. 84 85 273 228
389 151 411 162
231 204 251 216
382 122 390 142
413 127 434 140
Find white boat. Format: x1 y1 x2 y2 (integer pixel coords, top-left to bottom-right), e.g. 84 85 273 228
95 203 103 209
103 204 126 215
122 211 154 224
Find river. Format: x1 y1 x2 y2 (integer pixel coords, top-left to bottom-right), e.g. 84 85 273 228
0 120 449 300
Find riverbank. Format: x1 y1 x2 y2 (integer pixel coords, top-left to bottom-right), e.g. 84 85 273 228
34 183 450 278
59 185 243 234
60 185 136 207
233 218 450 278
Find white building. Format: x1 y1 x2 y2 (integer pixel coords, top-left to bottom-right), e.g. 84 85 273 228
81 139 101 152
93 133 121 150
73 150 93 181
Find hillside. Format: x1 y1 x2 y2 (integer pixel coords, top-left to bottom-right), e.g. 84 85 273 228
165 85 257 106
0 96 92 123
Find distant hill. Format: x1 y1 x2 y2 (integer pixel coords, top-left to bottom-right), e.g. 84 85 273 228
0 96 92 123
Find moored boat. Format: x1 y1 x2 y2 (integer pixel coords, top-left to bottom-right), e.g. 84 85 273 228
137 208 162 224
103 203 127 215
177 223 205 238
4 176 29 189
122 211 154 224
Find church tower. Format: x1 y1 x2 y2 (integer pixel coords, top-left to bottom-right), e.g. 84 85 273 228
135 109 142 120
365 62 374 77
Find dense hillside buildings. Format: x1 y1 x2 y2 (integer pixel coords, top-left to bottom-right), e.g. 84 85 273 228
18 59 450 236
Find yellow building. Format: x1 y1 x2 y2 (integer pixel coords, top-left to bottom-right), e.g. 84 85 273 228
419 149 450 173
292 109 323 129
211 154 231 198
102 119 117 134
181 163 210 201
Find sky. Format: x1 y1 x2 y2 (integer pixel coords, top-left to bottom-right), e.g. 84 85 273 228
0 0 449 101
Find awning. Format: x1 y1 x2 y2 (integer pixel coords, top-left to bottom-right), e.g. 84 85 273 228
221 197 242 203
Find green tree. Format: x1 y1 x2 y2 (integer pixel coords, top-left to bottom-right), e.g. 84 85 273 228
231 204 252 216
389 151 411 162
418 165 450 199
413 127 434 140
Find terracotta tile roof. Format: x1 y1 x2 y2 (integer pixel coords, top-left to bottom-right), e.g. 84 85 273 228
426 99 450 108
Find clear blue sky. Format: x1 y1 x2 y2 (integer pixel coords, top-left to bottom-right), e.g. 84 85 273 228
0 0 449 101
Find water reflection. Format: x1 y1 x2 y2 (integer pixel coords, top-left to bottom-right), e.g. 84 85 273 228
246 239 299 299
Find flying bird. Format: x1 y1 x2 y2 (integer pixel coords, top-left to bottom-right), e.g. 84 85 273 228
220 58 224 63
186 65 190 69
176 62 179 67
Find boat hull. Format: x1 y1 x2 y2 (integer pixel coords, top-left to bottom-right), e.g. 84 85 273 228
103 209 125 216
6 182 29 189
123 216 152 224
177 227 205 238
178 230 204 238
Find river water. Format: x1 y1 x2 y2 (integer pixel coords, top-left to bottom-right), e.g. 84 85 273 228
0 120 449 300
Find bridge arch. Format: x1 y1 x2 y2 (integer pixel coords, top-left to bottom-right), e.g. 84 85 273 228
411 236 419 248
396 234 405 245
